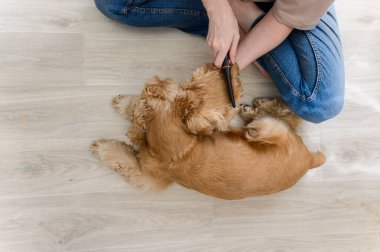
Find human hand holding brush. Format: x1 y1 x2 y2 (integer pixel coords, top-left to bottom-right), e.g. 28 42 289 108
202 0 239 68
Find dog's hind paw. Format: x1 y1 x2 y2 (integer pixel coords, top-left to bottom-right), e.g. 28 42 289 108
252 97 301 130
239 104 260 123
252 97 290 114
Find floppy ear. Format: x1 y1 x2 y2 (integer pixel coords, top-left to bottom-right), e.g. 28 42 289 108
189 63 243 103
187 110 229 135
175 90 215 135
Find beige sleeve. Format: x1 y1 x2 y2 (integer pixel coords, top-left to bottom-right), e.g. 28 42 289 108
272 0 334 30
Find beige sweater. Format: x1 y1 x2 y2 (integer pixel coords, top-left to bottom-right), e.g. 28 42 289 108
246 0 334 30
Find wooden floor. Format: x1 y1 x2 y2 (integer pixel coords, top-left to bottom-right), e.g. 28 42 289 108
1 0 380 251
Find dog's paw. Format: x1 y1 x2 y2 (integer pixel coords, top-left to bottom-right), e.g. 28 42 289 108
112 95 139 120
112 95 126 112
91 139 112 159
253 97 294 117
252 97 285 110
91 139 135 160
239 104 260 123
252 97 273 108
112 95 122 108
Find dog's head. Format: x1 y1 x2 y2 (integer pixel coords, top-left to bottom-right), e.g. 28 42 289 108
128 64 243 146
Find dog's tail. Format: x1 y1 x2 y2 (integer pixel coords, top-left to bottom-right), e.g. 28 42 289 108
309 151 326 169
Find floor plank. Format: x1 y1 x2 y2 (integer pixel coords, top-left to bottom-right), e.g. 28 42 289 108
0 190 213 252
213 180 380 238
1 0 380 251
0 33 83 87
79 233 380 252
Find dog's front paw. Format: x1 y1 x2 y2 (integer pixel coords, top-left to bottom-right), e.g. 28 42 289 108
91 139 135 159
112 95 124 110
112 95 139 120
91 139 112 159
90 139 138 176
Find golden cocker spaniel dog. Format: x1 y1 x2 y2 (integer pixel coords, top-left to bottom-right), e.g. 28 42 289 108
91 64 325 200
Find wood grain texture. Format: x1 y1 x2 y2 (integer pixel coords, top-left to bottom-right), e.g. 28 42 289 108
213 180 380 238
0 0 130 34
341 30 380 82
82 233 380 252
0 33 83 87
1 0 380 251
0 189 213 252
321 128 380 180
0 86 136 141
335 0 380 31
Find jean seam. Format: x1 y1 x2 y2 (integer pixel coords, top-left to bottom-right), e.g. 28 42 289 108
265 31 322 102
265 54 303 99
305 31 322 101
121 6 207 17
120 0 135 15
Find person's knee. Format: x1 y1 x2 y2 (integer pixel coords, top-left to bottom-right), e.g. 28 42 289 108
295 93 344 123
289 64 345 123
308 97 344 123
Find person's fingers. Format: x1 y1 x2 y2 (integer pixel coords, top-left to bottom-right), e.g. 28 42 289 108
207 33 220 58
229 34 240 64
214 49 228 68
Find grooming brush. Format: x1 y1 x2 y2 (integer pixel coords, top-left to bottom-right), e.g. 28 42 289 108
222 54 236 108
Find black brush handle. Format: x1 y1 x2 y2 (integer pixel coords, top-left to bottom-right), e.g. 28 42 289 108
222 55 236 108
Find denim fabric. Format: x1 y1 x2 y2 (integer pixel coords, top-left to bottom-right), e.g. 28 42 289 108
95 0 209 36
94 0 345 123
256 6 345 123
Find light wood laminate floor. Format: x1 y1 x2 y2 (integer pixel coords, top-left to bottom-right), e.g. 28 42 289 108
1 0 380 251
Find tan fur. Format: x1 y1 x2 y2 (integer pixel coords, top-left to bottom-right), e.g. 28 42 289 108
91 64 325 200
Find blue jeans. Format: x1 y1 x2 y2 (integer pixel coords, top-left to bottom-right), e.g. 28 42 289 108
95 0 345 123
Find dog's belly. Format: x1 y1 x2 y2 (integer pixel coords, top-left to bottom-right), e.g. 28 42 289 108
173 135 311 200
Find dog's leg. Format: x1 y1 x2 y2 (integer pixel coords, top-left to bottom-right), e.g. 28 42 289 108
243 116 291 146
91 139 171 192
252 97 301 130
112 95 140 121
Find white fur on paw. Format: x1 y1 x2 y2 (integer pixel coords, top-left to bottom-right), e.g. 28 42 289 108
112 95 138 120
90 139 113 159
112 95 129 112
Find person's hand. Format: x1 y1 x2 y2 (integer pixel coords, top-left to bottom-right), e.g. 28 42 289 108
203 0 240 68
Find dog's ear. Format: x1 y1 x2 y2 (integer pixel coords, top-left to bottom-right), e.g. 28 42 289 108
190 63 243 101
175 90 217 135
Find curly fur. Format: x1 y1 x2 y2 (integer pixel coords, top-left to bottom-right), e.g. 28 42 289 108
91 64 325 200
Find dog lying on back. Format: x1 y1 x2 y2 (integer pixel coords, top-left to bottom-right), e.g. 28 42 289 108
91 64 325 200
